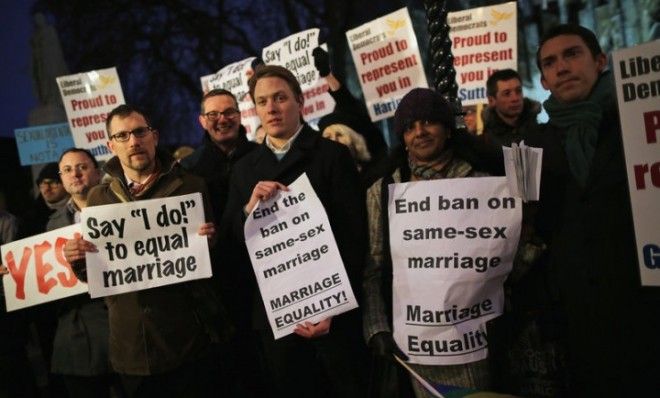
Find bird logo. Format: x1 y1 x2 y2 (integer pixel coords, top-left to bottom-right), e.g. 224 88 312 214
96 74 117 89
489 8 513 26
385 18 406 37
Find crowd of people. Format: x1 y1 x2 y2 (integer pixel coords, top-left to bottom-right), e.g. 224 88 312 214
1 24 659 398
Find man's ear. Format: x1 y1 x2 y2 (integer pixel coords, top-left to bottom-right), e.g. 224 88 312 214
152 130 159 146
107 140 115 155
198 114 207 130
540 74 549 90
595 53 607 73
487 95 496 107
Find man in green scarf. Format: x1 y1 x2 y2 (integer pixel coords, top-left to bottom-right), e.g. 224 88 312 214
529 24 660 395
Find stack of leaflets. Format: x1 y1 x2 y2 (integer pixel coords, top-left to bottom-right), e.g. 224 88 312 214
502 141 542 202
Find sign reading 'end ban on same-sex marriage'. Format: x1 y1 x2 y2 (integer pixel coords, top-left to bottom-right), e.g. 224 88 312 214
244 174 358 339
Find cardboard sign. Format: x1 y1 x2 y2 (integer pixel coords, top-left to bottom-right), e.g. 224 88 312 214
346 7 428 121
14 123 74 166
612 39 660 286
262 29 335 122
82 193 212 298
448 2 517 105
57 67 126 161
2 224 87 311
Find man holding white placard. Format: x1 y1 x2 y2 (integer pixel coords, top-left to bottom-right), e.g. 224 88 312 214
224 64 368 398
526 24 660 395
63 104 230 397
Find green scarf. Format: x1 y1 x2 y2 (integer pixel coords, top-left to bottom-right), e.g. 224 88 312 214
544 71 615 187
409 149 454 180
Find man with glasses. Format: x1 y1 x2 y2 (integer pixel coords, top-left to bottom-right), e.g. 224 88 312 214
47 148 112 397
20 163 70 238
181 90 260 396
182 88 257 223
63 104 231 397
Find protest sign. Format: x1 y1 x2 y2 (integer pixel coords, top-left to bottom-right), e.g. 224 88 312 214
346 7 428 122
57 67 125 161
613 40 660 286
388 177 521 365
448 2 517 105
14 123 74 166
2 224 87 311
82 193 212 298
244 173 358 339
262 29 335 122
200 57 262 140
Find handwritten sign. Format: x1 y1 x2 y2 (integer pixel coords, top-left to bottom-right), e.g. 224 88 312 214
2 225 87 311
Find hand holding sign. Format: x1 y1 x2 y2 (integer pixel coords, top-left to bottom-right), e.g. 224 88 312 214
294 317 332 338
245 181 289 214
244 173 359 339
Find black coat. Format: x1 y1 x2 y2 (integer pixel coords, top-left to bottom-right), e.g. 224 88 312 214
525 100 660 395
223 125 367 331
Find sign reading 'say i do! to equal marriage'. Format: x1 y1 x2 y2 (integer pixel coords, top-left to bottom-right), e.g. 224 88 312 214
244 174 359 339
82 193 212 298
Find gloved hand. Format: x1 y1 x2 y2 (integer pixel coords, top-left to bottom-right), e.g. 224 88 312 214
312 47 331 77
369 331 408 361
251 57 265 70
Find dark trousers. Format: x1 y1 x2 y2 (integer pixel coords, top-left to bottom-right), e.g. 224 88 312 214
117 354 225 398
62 374 113 398
259 328 368 398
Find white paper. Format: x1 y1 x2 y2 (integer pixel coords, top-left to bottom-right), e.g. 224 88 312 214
612 39 660 286
346 8 428 122
82 193 212 298
57 67 125 161
244 173 358 339
448 2 518 106
262 29 335 122
388 177 522 365
503 141 542 202
2 224 88 311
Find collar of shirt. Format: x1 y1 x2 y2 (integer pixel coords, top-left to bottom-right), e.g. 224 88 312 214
265 123 304 160
66 198 82 223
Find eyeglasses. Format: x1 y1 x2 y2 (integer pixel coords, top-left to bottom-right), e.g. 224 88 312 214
59 163 93 176
110 126 154 142
39 179 61 188
203 108 239 121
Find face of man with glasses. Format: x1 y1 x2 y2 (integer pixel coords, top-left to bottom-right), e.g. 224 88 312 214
107 112 159 179
59 151 101 197
39 178 67 204
198 94 241 152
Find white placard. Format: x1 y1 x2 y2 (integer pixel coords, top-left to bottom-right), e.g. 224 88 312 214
82 193 212 298
244 173 358 339
200 57 262 140
57 67 126 161
346 7 428 122
612 40 660 286
389 177 521 365
2 225 88 311
262 29 335 122
448 2 517 105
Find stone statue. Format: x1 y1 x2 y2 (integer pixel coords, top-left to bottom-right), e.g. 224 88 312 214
28 13 68 125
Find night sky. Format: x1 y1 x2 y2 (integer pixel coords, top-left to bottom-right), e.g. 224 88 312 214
0 1 36 139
